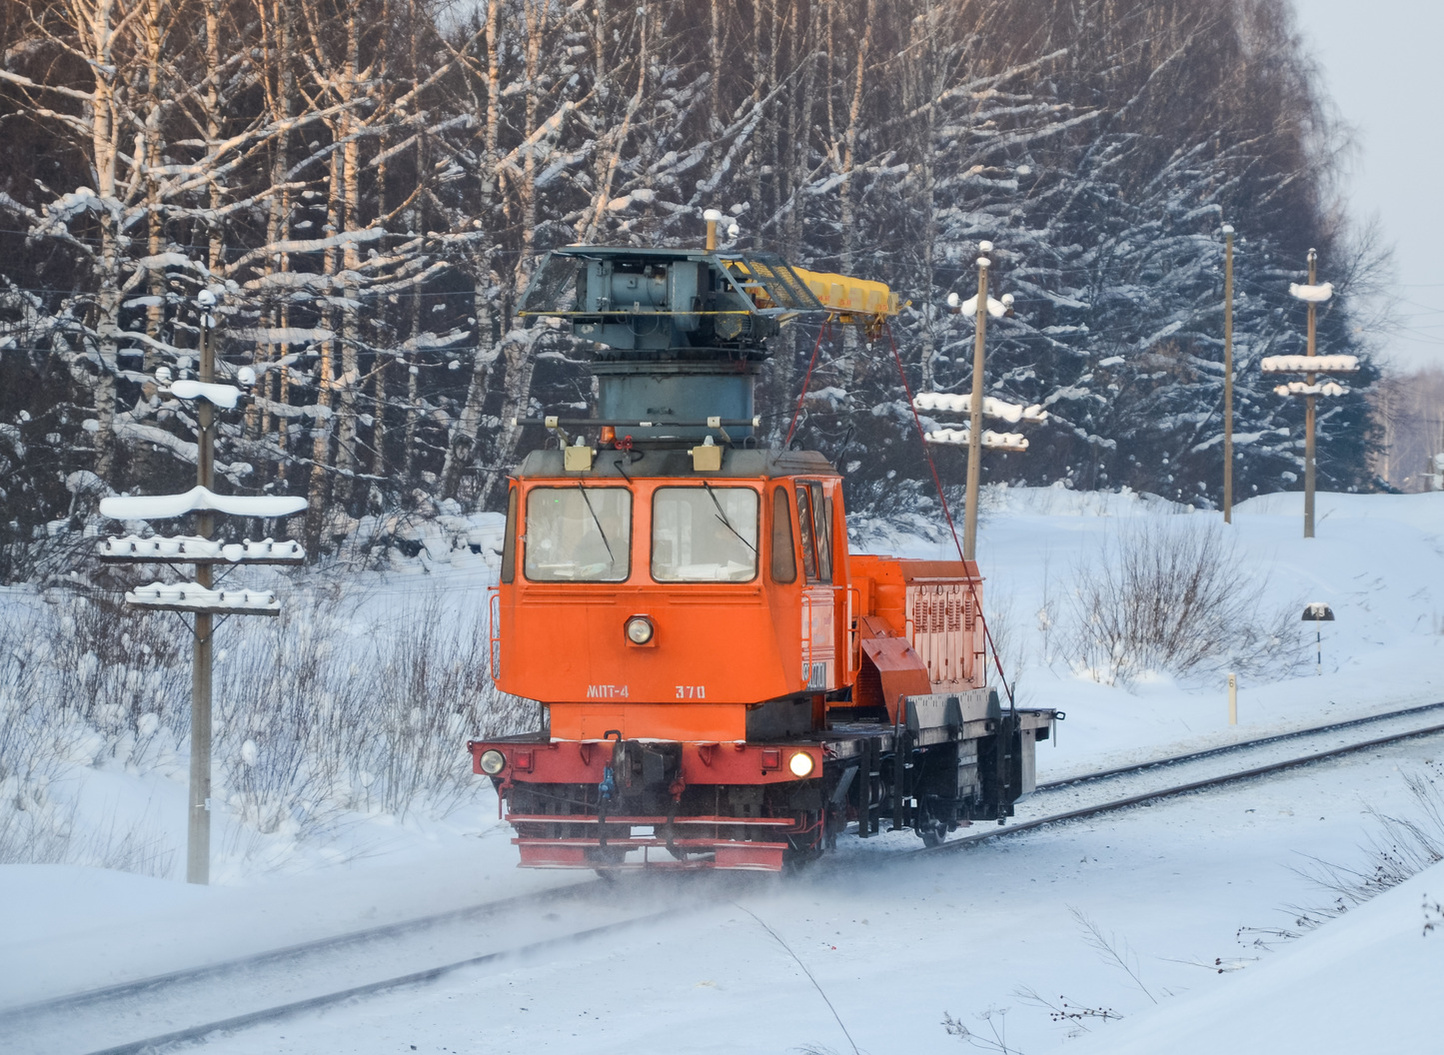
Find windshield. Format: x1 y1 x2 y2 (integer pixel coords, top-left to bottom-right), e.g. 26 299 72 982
524 486 632 581
651 486 759 582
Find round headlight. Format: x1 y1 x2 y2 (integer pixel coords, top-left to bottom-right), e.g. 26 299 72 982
788 751 816 778
478 749 506 775
625 615 654 645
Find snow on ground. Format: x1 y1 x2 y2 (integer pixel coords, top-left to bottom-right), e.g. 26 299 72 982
2 487 1442 1052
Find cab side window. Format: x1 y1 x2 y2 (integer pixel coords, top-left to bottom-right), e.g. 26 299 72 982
501 486 518 583
795 481 832 584
770 488 797 583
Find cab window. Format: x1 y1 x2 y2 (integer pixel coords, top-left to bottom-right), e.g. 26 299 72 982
501 486 518 583
770 488 797 583
795 481 832 583
652 485 759 582
523 485 631 581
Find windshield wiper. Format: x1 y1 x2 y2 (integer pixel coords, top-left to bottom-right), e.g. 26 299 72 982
575 482 616 565
701 481 757 555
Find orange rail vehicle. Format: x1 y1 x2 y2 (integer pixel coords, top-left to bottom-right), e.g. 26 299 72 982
469 241 1055 871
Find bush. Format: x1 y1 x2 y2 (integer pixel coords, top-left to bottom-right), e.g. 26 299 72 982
216 582 535 836
0 574 533 872
1063 521 1304 686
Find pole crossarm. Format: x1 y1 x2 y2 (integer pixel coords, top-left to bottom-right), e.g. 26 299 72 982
125 582 282 616
924 428 1030 452
913 392 1047 424
1260 354 1359 374
166 378 243 409
98 535 306 565
100 486 307 521
1288 282 1334 303
1271 381 1349 398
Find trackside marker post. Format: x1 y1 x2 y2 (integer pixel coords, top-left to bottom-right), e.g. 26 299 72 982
1302 603 1335 677
1228 673 1237 726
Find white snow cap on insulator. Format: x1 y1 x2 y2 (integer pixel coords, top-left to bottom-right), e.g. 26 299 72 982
1273 381 1347 397
126 581 280 614
980 430 1029 450
1288 282 1334 303
954 293 1009 318
924 428 1029 451
100 486 307 521
978 241 994 253
168 378 241 409
703 208 725 222
1260 354 1359 374
913 393 1046 423
98 535 305 562
100 534 219 560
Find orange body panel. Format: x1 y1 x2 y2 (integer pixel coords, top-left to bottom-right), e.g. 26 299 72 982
500 581 800 707
849 555 988 693
495 473 847 740
494 469 988 745
548 701 748 742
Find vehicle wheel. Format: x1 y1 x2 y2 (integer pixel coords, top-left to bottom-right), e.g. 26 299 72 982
589 844 627 878
918 815 949 848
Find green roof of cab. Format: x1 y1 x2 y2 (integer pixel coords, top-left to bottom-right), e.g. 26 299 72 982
515 447 837 480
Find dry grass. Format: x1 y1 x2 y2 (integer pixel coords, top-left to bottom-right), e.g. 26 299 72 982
1063 521 1305 686
0 576 532 871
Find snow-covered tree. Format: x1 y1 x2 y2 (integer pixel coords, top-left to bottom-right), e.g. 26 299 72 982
0 0 1382 574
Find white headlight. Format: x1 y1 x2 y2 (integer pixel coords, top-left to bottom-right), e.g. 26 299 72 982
479 749 506 775
625 616 654 645
788 751 815 778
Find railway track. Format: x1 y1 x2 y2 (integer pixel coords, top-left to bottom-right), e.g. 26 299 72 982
7 701 1442 1055
0 881 681 1055
1035 699 1444 792
916 699 1444 858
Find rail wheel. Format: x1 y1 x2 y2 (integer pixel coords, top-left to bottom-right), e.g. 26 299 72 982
591 844 628 880
916 801 950 848
783 809 826 871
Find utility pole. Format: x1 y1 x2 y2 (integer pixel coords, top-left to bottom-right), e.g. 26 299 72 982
1304 248 1318 539
98 285 307 885
1222 225 1235 523
917 243 1040 561
191 293 217 884
964 248 990 562
1262 252 1355 539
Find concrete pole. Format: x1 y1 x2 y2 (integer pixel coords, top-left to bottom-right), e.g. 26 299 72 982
1222 225 1234 524
188 299 216 885
1304 248 1317 540
963 252 990 562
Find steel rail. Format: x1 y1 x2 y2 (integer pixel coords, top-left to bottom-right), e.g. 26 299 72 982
0 881 598 1021
923 717 1444 857
78 908 687 1055
1035 699 1444 792
1033 701 1444 790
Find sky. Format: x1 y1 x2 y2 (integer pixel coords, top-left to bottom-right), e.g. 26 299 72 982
1300 1 1444 375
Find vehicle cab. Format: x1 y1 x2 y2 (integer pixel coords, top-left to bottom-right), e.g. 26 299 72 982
494 446 851 743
